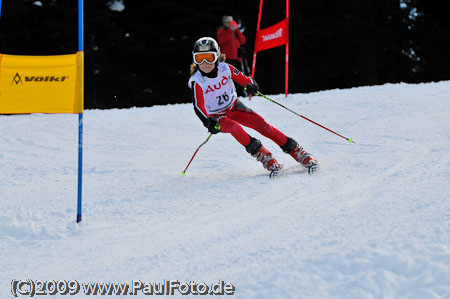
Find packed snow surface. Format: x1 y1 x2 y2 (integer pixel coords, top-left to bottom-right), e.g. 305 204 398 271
1 81 450 298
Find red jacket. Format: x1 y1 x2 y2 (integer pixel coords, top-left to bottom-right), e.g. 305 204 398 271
217 27 246 61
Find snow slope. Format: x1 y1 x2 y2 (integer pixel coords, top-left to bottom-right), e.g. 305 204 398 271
1 81 450 298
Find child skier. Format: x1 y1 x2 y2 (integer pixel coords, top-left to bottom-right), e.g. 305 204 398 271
188 37 318 177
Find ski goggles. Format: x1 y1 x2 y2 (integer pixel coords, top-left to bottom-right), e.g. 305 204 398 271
193 52 219 65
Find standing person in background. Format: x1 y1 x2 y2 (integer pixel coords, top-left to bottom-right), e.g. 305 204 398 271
217 15 246 69
217 15 247 96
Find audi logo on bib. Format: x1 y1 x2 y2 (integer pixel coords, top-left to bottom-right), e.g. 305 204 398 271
205 75 230 94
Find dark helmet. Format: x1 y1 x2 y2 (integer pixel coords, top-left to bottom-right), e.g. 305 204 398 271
192 37 221 65
192 37 220 55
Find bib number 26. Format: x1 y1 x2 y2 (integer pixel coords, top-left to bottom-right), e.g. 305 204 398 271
216 92 230 106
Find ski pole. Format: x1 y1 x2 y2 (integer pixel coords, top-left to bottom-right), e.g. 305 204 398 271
240 60 249 97
254 91 355 143
181 133 214 175
243 56 251 75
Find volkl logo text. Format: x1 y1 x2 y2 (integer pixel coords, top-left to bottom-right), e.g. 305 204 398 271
11 72 68 86
25 76 68 82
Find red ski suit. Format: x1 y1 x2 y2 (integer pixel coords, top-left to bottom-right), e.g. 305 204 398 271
188 63 287 148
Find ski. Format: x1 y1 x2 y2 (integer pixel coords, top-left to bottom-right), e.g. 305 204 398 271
269 163 319 178
269 164 284 179
308 163 320 174
269 168 283 178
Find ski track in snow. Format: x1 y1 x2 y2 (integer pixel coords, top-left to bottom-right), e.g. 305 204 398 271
1 82 450 298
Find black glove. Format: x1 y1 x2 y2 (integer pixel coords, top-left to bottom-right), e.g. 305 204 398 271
207 117 221 134
244 83 259 95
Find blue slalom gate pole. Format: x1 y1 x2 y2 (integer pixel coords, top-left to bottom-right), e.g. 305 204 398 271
0 0 3 20
76 0 84 223
77 113 83 223
78 0 83 53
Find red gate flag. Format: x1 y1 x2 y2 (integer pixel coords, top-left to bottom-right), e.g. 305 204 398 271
251 0 289 97
254 19 289 52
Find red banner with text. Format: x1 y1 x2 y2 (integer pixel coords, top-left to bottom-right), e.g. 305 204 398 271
254 19 289 52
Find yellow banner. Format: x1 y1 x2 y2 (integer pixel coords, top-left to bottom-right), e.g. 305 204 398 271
0 52 83 114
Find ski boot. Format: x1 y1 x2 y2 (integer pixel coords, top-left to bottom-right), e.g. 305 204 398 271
246 137 281 178
281 137 319 174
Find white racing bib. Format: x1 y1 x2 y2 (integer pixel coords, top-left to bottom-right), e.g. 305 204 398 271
189 62 238 115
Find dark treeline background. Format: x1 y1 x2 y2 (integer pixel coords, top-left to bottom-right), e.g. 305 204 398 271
0 0 449 109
